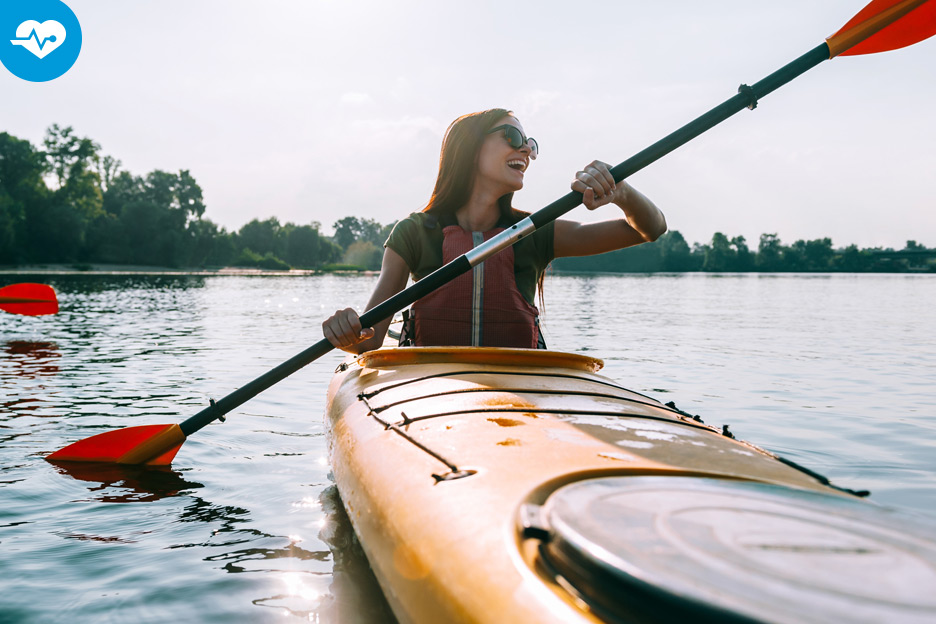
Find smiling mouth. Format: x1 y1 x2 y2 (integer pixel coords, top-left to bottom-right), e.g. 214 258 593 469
507 160 527 172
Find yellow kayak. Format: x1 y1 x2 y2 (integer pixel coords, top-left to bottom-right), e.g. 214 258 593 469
325 346 936 624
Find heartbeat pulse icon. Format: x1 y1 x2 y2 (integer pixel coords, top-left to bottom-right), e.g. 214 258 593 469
10 20 67 60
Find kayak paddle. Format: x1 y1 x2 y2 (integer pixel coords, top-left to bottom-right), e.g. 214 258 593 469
46 0 936 466
0 283 59 316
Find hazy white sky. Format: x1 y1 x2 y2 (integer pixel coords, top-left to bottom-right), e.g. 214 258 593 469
3 0 933 248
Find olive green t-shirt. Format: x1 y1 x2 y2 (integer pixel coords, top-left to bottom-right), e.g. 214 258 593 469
385 212 555 306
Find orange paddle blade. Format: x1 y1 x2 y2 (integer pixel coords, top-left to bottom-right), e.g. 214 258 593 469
0 283 59 316
827 0 936 57
46 423 186 466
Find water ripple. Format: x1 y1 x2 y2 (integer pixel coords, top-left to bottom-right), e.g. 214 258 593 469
2 272 933 622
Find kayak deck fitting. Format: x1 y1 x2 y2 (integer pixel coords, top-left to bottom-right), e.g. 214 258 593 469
325 347 936 624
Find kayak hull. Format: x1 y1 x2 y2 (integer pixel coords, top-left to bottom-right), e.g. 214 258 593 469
324 347 936 623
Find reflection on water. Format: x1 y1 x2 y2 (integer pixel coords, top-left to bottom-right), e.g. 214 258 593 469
49 461 203 503
42 462 394 621
316 485 398 623
1 272 934 623
3 341 61 378
2 341 61 417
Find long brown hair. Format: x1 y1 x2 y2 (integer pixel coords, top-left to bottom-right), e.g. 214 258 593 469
423 109 546 310
422 108 519 225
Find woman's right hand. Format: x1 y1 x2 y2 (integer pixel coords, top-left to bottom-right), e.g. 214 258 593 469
322 308 375 352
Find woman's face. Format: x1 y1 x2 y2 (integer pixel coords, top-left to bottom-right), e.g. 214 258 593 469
475 116 534 196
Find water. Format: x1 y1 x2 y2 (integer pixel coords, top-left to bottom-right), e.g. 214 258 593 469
1 272 934 622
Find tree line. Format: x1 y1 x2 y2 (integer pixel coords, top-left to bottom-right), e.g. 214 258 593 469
0 126 374 270
1 126 931 273
551 231 934 273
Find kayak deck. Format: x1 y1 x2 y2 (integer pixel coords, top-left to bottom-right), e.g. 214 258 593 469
338 348 829 490
325 347 936 623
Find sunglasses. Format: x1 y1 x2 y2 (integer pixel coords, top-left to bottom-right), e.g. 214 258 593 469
487 124 538 159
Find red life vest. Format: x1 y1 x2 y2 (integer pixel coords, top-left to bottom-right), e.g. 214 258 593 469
409 225 540 348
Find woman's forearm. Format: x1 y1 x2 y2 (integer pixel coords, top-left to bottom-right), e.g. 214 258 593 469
613 181 667 242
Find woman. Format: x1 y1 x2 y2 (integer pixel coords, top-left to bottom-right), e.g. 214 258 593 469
323 108 666 353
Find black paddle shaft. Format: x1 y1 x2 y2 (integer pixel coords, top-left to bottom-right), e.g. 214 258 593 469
179 42 830 437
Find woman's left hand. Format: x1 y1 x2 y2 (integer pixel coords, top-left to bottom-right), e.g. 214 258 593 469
571 160 623 211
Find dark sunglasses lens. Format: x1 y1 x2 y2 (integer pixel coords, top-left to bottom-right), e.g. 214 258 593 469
502 126 538 155
504 126 524 148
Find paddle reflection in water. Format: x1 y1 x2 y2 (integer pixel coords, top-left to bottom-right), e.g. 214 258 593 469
2 340 61 417
49 461 203 504
3 341 61 379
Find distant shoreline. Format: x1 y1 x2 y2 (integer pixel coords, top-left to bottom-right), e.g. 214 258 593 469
3 264 933 278
0 264 377 276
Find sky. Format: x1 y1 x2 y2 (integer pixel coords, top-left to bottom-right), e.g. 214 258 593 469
2 0 934 249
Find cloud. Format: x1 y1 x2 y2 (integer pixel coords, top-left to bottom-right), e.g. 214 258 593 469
348 115 445 147
516 90 561 117
339 92 374 105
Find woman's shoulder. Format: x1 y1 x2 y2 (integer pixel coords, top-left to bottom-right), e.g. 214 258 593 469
389 212 442 236
385 212 446 277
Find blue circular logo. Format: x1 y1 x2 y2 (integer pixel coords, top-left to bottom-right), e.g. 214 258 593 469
0 0 82 82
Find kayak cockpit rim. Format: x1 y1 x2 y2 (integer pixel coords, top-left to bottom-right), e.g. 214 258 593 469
356 346 604 372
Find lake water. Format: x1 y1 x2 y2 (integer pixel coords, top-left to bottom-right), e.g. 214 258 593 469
1 272 934 622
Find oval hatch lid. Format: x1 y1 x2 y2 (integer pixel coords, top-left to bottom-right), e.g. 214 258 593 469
539 476 936 624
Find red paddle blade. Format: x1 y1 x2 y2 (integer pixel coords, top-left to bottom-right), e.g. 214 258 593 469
0 283 59 316
46 423 186 466
827 0 936 57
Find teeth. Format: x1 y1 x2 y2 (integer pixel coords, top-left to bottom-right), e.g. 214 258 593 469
507 160 526 172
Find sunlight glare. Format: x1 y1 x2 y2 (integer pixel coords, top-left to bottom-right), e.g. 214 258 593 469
292 496 320 509
282 572 321 602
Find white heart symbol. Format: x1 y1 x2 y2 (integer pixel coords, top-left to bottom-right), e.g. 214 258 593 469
10 20 67 60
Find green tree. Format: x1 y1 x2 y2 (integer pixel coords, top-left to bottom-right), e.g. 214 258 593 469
234 248 290 270
703 232 734 272
379 221 395 246
835 244 872 272
343 240 383 270
238 217 284 257
93 171 145 263
97 155 122 192
24 202 87 262
802 238 834 271
658 230 693 271
0 133 47 262
83 212 125 263
90 166 211 266
757 233 783 271
176 170 206 220
784 240 808 271
120 200 180 266
24 125 106 262
286 223 334 268
333 216 384 249
0 194 24 263
551 238 665 273
205 225 237 266
731 236 754 271
43 124 100 189
187 218 230 267
142 169 204 231
689 242 708 269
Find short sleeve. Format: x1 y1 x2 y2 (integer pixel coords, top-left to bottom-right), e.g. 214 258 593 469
384 215 421 273
533 220 556 269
